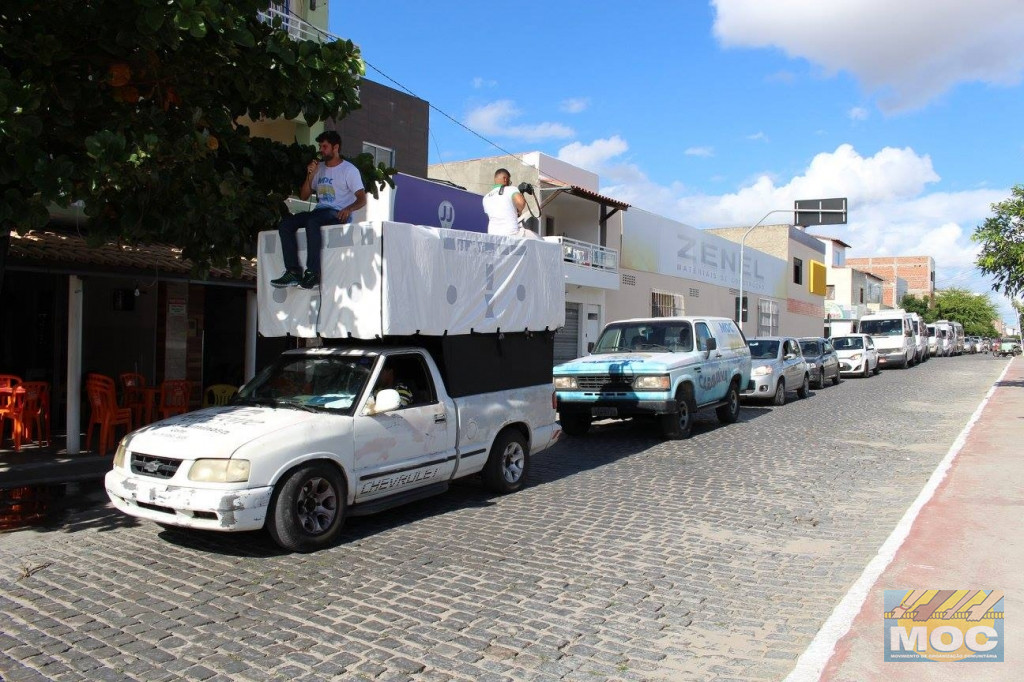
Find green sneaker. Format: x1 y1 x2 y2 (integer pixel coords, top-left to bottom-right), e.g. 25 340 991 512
270 270 302 288
299 270 320 289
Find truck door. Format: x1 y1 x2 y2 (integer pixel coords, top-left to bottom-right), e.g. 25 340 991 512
694 321 725 405
353 353 458 502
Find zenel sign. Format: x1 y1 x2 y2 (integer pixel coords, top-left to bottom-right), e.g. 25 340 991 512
884 589 1004 662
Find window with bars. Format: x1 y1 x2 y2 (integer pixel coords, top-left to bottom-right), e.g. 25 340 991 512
362 142 395 168
757 299 780 336
651 290 685 317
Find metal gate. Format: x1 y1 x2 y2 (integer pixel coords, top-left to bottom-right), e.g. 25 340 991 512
554 303 580 365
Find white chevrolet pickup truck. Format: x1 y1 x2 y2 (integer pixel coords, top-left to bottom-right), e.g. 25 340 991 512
106 344 560 552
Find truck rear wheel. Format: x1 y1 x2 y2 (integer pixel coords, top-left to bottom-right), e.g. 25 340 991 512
715 380 741 424
267 463 346 553
661 385 694 439
560 413 592 437
483 430 529 494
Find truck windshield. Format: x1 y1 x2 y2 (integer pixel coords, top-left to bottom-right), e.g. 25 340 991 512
592 322 694 353
747 339 780 359
860 319 903 336
831 336 863 350
236 355 373 414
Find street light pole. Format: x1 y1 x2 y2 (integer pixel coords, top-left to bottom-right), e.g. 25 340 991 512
738 209 794 334
737 204 849 334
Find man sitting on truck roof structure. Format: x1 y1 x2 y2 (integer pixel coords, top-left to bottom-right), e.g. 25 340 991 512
271 130 366 290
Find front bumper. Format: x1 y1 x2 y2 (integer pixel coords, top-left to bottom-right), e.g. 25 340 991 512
741 375 775 397
105 468 273 532
838 358 865 374
557 394 676 418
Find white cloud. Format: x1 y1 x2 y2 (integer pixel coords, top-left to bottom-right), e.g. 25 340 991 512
464 100 574 141
471 77 497 89
559 97 590 113
848 107 869 121
556 136 629 173
685 146 715 157
747 131 768 142
596 141 1008 311
712 0 1024 112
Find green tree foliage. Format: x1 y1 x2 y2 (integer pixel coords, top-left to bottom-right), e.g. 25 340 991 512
932 288 999 338
974 185 1024 298
900 294 931 320
0 0 394 276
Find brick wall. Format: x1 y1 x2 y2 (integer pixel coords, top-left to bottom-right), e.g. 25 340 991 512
846 256 935 303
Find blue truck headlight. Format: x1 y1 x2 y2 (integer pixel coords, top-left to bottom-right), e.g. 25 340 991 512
553 376 577 390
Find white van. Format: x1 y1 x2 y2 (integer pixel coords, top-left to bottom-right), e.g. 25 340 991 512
859 309 915 369
926 323 939 357
933 320 953 356
908 312 929 364
952 321 965 355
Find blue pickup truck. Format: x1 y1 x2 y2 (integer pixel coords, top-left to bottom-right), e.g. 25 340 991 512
553 316 752 439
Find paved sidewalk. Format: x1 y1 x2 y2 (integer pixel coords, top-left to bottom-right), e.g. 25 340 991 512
802 357 1022 680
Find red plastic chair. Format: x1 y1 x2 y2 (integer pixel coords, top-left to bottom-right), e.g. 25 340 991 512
119 372 147 426
159 380 192 419
0 387 27 451
85 374 133 455
20 381 51 447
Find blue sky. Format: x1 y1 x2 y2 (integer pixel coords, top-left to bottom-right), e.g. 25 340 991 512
330 0 1024 326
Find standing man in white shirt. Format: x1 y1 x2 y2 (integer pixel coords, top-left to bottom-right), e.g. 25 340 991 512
271 130 366 289
482 168 538 239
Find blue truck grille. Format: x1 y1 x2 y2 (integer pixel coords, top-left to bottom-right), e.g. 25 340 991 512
576 375 635 391
130 453 181 479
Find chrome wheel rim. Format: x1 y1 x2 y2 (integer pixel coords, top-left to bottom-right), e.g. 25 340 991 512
296 476 338 535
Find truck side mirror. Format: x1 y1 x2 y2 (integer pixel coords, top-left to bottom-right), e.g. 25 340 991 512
703 337 717 354
369 389 402 414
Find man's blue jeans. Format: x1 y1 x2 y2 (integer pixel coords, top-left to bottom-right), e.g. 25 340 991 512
278 208 338 277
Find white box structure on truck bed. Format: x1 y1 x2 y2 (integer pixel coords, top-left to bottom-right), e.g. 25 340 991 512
257 221 564 339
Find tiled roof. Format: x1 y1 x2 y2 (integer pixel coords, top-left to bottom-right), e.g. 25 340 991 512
9 230 256 282
543 182 630 210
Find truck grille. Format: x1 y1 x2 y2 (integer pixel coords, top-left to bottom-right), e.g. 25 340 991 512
130 453 181 479
576 375 635 391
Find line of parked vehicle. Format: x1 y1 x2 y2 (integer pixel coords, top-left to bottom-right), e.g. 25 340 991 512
551 308 1005 441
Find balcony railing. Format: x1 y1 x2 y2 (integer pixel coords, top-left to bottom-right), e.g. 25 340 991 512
257 6 332 43
546 236 619 273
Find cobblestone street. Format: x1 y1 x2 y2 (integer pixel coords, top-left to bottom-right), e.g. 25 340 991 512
0 354 1010 681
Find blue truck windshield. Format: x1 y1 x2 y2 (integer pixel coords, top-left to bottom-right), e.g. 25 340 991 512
592 322 694 353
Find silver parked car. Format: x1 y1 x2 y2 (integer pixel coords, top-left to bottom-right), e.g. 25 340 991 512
799 337 841 389
742 337 810 405
831 333 880 377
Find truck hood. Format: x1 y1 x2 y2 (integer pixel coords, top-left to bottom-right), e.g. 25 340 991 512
555 352 699 374
124 405 321 458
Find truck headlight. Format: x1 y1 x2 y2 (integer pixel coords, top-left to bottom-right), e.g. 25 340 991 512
633 375 670 390
752 365 773 376
113 436 131 469
807 362 817 370
189 459 251 483
553 376 577 390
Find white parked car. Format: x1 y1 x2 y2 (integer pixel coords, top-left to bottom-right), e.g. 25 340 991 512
831 334 880 378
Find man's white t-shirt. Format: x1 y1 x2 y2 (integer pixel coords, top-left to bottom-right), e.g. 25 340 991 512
483 184 522 236
314 159 363 212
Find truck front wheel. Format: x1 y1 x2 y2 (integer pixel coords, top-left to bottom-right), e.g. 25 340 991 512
560 413 592 436
661 385 694 439
484 430 529 494
715 380 741 424
267 463 346 553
